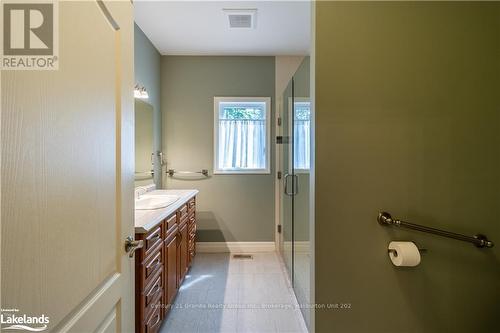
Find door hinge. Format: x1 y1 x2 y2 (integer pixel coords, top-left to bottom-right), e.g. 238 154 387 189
277 225 282 233
277 117 282 126
276 136 289 144
277 171 282 180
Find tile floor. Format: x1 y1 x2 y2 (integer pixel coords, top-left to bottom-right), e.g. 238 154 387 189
160 252 308 333
293 252 311 327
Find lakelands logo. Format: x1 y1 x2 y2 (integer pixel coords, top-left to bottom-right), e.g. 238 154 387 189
0 0 59 70
1 308 49 331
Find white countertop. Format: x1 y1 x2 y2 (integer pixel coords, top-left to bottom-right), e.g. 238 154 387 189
134 189 199 234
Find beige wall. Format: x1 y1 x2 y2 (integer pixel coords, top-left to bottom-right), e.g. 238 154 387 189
315 2 500 332
275 56 304 98
161 56 276 242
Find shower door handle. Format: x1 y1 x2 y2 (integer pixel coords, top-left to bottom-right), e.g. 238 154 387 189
292 174 299 195
284 173 299 196
284 173 291 196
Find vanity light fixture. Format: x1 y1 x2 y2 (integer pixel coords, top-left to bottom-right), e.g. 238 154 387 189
134 84 149 99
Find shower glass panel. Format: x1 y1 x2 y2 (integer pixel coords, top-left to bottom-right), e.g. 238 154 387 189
279 57 311 328
281 78 294 281
292 57 311 326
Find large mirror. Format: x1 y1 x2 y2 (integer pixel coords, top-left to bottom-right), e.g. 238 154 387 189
135 99 154 181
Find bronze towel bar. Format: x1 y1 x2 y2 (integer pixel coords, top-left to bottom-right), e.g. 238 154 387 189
378 212 494 248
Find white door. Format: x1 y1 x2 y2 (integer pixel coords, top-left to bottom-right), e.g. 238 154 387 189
1 1 135 332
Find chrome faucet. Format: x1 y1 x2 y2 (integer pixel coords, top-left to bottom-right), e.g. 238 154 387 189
135 186 148 200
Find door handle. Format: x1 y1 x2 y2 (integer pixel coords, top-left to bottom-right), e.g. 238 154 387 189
293 175 299 195
125 236 144 258
284 173 292 196
284 173 299 196
293 174 299 195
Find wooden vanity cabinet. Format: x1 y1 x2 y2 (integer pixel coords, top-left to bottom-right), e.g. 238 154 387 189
135 196 197 333
134 225 164 333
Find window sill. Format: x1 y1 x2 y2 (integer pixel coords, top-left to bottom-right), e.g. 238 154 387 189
213 170 271 175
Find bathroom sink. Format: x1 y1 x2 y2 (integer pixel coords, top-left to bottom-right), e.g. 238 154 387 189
135 195 180 210
142 190 178 196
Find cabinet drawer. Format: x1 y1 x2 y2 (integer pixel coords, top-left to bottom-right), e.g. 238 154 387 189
165 213 177 232
189 222 196 237
177 204 188 222
188 197 196 213
145 302 162 333
189 241 195 264
189 248 195 260
143 247 162 285
144 226 162 255
144 270 162 310
188 212 196 226
189 225 196 243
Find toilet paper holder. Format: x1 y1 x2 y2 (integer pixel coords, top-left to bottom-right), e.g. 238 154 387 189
388 247 427 257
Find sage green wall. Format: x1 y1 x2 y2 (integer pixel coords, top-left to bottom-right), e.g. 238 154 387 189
315 2 500 333
161 56 275 242
134 24 162 187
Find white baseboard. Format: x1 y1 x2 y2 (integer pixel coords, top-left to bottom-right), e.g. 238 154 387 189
294 241 310 254
277 241 310 255
196 242 276 253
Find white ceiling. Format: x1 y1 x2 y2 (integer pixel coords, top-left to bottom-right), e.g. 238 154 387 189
134 1 311 56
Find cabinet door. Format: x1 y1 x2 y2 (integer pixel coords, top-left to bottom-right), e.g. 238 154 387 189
178 223 188 284
165 235 178 307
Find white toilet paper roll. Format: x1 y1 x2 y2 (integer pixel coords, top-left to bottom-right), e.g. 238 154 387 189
388 241 421 267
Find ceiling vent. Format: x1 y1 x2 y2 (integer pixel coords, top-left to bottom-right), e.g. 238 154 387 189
223 9 257 29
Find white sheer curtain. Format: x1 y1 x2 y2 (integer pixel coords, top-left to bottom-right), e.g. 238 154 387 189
294 119 310 170
218 120 266 170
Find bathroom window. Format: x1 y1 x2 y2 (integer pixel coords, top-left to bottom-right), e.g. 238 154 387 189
214 97 271 174
293 100 311 172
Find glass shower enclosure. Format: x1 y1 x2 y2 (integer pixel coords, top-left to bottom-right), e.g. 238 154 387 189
279 57 311 327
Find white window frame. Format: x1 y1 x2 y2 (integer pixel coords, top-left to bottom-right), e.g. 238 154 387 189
213 97 271 174
288 97 311 174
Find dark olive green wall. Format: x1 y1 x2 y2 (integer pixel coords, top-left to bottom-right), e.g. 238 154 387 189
315 2 500 332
